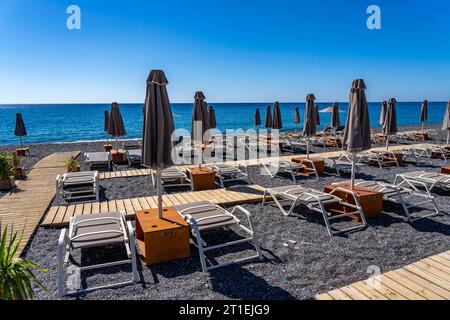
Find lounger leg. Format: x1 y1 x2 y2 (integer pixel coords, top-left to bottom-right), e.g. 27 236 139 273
127 221 139 282
191 221 208 273
58 229 68 298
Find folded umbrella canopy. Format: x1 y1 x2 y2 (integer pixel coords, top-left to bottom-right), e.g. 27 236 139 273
254 108 261 127
104 110 109 132
342 79 371 188
108 102 126 150
314 105 320 126
142 70 175 218
379 101 387 126
420 99 428 132
192 91 210 168
208 106 217 129
330 102 340 128
303 94 317 159
294 107 300 132
14 113 27 147
383 98 398 151
272 101 282 130
443 100 450 145
265 105 273 129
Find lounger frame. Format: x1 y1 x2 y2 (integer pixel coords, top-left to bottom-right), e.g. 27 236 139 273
84 152 112 170
394 172 450 194
176 202 262 272
57 212 139 297
260 160 319 182
209 164 250 188
262 186 367 236
56 171 100 201
152 167 192 189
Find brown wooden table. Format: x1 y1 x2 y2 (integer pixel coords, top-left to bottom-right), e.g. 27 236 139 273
16 147 30 156
324 182 383 220
413 132 430 141
111 149 126 164
188 167 216 191
291 157 325 176
135 207 190 266
442 166 450 175
104 144 113 152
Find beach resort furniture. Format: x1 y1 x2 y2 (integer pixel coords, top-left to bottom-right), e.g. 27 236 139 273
208 163 249 187
335 180 441 221
84 151 111 170
173 200 262 272
57 211 138 297
56 171 100 201
442 166 450 174
187 167 216 191
125 148 142 166
260 159 319 182
151 166 191 189
324 157 358 177
400 146 434 164
394 171 450 194
281 135 309 152
353 150 400 169
262 185 367 236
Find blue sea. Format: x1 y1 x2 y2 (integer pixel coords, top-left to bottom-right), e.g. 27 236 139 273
0 102 447 146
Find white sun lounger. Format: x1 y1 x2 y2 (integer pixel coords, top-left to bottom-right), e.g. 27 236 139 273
208 163 249 187
56 171 100 201
336 180 441 221
260 160 319 182
324 157 359 177
394 171 450 194
58 211 139 297
173 201 262 272
84 152 112 170
262 185 367 236
355 150 399 169
151 167 191 189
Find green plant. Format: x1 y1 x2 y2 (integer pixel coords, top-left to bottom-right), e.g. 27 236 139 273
0 152 13 180
64 156 80 172
11 152 21 168
0 224 47 300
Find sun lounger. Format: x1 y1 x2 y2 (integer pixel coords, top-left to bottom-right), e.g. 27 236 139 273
356 150 399 169
335 180 441 221
324 157 358 177
282 135 309 152
126 149 142 166
208 163 249 187
151 167 191 189
57 211 139 297
173 201 262 272
56 171 100 201
260 159 319 182
394 171 450 193
84 152 111 170
401 146 434 164
262 185 367 236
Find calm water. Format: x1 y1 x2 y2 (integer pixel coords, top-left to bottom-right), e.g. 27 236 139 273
0 102 447 146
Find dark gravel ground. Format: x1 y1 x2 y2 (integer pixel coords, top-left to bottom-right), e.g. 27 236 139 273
2 125 449 300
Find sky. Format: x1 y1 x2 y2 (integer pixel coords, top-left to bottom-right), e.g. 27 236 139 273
0 0 449 103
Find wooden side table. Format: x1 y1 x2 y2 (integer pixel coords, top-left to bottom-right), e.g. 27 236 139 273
16 147 30 156
324 182 383 220
442 166 450 175
104 144 113 152
188 167 216 191
291 157 325 176
135 207 190 266
111 149 126 164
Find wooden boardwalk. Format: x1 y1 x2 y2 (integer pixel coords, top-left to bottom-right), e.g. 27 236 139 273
0 152 80 256
42 184 268 227
99 143 433 180
315 250 450 300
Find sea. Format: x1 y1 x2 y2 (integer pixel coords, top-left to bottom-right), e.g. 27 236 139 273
0 102 447 146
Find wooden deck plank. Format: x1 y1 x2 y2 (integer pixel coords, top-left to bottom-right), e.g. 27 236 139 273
384 270 444 300
340 286 371 300
327 289 352 300
131 198 142 211
351 282 388 300
394 269 449 299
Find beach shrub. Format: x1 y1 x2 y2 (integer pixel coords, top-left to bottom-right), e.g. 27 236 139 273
0 224 47 300
11 152 21 168
64 156 80 172
0 152 13 180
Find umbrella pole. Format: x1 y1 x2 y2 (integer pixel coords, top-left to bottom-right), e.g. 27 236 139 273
115 137 119 151
385 136 389 151
306 138 310 159
421 122 424 132
447 130 449 146
351 151 357 189
20 137 23 148
157 166 163 219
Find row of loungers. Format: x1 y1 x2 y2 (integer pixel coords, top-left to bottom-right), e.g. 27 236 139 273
57 169 448 297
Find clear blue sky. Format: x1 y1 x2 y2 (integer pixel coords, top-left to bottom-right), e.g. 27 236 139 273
0 0 449 103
